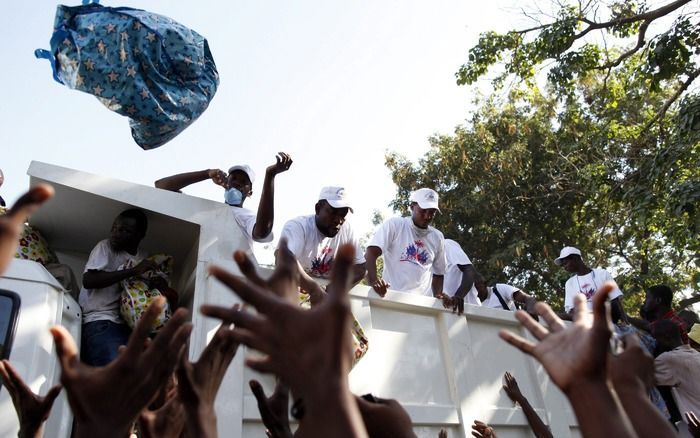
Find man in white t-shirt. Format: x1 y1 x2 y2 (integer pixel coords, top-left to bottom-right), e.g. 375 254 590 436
441 239 479 313
79 209 157 366
279 186 366 284
365 188 446 297
155 152 292 248
472 272 537 316
554 246 625 321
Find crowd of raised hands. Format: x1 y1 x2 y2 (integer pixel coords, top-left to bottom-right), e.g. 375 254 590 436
2 186 699 437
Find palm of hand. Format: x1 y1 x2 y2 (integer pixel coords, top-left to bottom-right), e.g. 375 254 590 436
531 323 606 391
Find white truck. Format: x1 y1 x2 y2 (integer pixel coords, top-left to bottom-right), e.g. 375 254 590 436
0 161 579 437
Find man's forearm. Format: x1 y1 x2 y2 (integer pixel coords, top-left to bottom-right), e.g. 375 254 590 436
516 396 553 438
455 265 475 298
431 275 444 297
364 248 380 283
351 263 366 286
252 171 275 240
566 381 636 438
82 268 137 289
154 170 210 192
627 316 650 332
614 383 676 438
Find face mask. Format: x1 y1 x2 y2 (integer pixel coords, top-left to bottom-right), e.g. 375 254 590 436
224 187 244 206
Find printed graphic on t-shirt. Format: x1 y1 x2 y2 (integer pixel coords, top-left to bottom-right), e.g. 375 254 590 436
310 246 334 277
578 281 596 299
400 240 430 266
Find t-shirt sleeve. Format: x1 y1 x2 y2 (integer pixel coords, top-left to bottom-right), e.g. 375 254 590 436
432 235 447 275
83 240 113 273
465 285 481 306
279 219 305 256
599 269 623 300
654 354 679 386
368 219 394 252
497 283 519 302
445 240 471 266
234 209 274 243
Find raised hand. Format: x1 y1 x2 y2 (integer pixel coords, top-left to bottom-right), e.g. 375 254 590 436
202 240 368 438
355 394 416 438
249 379 293 438
50 298 192 438
686 411 700 438
0 360 62 438
609 333 654 391
208 169 228 188
138 384 184 438
499 283 617 393
471 420 496 438
266 152 293 176
0 184 54 274
502 372 523 403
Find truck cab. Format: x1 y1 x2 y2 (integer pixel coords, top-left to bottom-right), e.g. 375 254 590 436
0 161 579 437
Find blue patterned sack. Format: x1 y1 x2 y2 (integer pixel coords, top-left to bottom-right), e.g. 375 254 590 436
36 3 219 150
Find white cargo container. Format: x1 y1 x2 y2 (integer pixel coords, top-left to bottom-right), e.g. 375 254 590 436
0 161 580 437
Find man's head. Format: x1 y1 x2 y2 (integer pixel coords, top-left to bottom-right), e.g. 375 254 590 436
227 165 255 198
474 272 487 301
315 186 352 238
652 318 684 353
678 309 699 331
554 246 585 273
643 284 673 317
409 188 439 229
110 209 147 253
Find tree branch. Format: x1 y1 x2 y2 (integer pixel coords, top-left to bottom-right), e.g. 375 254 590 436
641 67 700 133
597 20 650 70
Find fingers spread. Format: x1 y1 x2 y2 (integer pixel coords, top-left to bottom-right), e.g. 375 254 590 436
200 305 266 333
208 264 277 311
535 302 565 332
499 329 536 355
234 251 266 287
514 310 549 340
126 297 168 356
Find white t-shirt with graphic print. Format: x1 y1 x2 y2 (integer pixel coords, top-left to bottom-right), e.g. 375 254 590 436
231 206 274 248
564 268 623 313
368 217 446 296
444 239 480 305
280 215 365 278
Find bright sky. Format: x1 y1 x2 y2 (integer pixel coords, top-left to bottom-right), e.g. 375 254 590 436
1 0 523 261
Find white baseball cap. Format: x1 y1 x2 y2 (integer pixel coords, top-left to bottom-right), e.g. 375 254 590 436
409 188 440 212
228 165 256 185
554 246 582 265
319 186 353 212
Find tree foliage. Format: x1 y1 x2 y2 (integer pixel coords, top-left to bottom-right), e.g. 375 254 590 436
456 0 700 132
386 56 699 311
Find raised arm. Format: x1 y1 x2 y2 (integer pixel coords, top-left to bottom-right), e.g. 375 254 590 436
502 372 552 438
154 169 225 192
252 153 292 240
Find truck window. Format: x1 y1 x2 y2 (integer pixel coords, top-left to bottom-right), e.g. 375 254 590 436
0 290 20 360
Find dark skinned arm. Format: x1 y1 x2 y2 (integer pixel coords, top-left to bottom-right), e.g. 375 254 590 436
513 290 538 317
503 372 552 438
352 263 366 286
431 274 444 298
610 297 629 324
154 169 214 192
453 264 475 300
82 259 156 289
252 153 292 240
627 316 650 332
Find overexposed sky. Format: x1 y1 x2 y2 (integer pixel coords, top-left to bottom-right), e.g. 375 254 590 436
1 0 524 256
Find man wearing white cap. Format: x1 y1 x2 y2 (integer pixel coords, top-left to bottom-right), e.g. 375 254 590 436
554 246 625 320
365 188 446 297
279 186 366 283
154 153 292 247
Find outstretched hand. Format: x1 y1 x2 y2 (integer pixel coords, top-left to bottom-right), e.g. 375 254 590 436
370 278 390 297
499 282 617 394
266 152 293 176
0 184 54 274
502 372 523 403
471 420 496 438
249 379 293 438
0 359 62 438
202 240 368 437
50 297 192 438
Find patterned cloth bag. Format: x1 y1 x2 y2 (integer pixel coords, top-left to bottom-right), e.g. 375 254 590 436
36 2 219 150
298 292 369 367
0 207 58 265
119 254 173 331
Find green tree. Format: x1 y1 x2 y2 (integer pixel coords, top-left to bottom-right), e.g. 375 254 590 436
387 56 698 312
456 0 700 132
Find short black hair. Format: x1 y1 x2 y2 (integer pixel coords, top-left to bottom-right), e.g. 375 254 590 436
652 318 683 344
117 208 148 235
648 284 673 307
